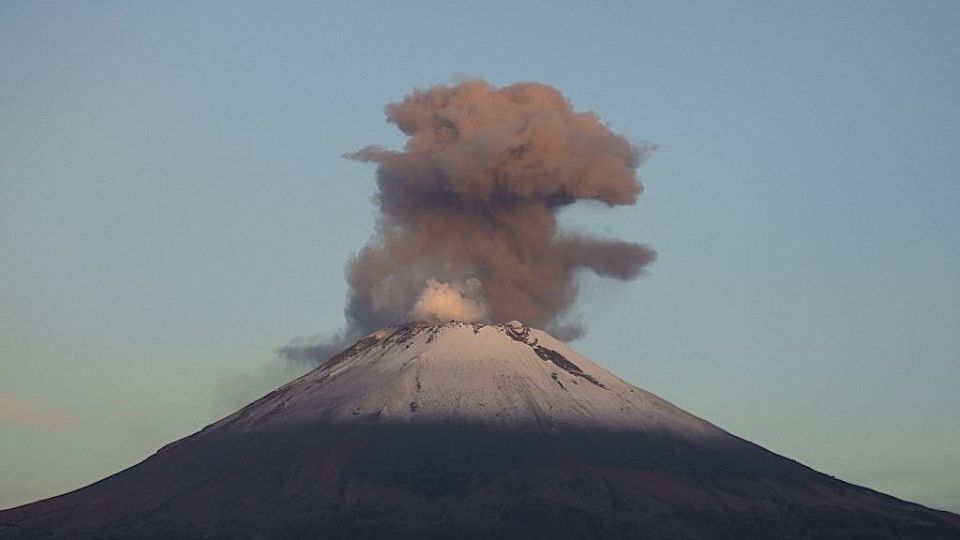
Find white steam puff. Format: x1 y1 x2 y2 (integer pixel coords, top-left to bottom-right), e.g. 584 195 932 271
409 279 490 324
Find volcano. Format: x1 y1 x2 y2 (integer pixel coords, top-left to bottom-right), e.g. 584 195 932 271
2 322 958 539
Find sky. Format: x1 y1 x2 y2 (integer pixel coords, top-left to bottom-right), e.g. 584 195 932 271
1 0 959 513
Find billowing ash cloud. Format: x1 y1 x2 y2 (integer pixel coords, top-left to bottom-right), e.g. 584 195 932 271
284 80 656 363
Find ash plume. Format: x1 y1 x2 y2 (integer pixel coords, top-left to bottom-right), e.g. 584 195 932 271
285 80 656 363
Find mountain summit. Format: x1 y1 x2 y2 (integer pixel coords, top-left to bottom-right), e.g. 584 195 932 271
216 321 722 437
2 323 959 539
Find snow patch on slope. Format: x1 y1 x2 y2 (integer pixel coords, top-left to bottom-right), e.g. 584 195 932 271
211 322 725 442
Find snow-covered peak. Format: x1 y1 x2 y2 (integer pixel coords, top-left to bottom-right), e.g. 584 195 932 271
210 322 726 441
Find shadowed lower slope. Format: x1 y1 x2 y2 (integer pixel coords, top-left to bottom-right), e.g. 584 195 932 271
3 420 960 539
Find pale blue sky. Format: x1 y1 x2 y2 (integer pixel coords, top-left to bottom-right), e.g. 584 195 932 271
2 1 958 512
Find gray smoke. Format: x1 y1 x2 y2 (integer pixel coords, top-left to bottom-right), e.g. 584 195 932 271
284 80 656 364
